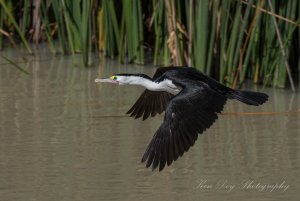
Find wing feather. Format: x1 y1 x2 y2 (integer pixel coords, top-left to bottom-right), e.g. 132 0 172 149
142 84 227 171
127 67 181 120
127 90 174 120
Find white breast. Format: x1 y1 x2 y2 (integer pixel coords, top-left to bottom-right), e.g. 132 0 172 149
132 77 181 95
156 79 181 95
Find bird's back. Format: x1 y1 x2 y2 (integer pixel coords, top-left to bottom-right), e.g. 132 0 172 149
162 67 225 91
160 67 268 106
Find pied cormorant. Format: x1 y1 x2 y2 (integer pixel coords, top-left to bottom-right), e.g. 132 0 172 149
95 66 268 171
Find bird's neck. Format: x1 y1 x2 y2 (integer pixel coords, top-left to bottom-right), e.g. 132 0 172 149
126 76 158 89
127 76 180 95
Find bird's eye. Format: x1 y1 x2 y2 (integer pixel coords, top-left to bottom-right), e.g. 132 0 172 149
110 76 118 80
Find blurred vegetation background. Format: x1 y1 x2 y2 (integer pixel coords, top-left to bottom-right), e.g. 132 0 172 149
0 0 299 89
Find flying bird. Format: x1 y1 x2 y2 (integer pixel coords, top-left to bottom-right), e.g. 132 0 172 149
95 66 268 171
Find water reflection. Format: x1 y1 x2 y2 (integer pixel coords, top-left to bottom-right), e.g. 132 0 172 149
0 52 299 201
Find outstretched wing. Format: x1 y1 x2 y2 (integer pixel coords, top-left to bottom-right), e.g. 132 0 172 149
141 84 227 171
127 90 173 120
127 67 182 120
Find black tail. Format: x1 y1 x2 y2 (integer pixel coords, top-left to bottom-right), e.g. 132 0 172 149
228 90 268 106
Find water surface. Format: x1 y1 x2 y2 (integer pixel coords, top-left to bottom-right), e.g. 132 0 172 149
0 51 299 201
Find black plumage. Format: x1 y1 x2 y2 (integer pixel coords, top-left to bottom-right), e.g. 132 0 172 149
126 67 268 171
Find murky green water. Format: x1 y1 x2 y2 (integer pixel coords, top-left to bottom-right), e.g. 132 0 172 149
0 50 299 201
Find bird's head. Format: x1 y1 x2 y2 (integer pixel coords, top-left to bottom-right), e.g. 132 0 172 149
95 74 140 85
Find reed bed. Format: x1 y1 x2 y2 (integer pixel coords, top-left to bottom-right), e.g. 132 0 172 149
0 0 299 89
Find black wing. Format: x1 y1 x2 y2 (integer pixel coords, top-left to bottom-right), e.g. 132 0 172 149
141 84 227 171
127 67 183 120
127 90 173 120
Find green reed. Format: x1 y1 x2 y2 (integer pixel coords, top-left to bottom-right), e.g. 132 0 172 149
0 0 32 53
0 0 299 88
